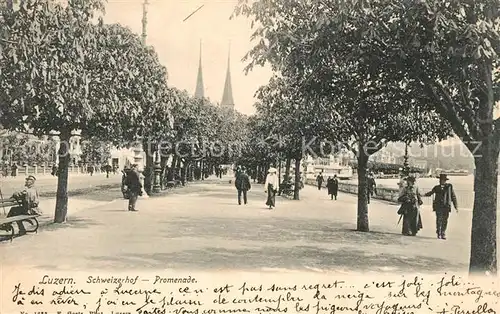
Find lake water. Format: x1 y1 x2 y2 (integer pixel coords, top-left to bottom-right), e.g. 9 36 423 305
346 175 500 210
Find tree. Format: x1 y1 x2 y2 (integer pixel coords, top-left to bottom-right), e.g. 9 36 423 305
80 137 111 166
234 0 451 231
0 0 171 223
0 132 57 165
254 75 337 200
370 0 500 274
238 113 279 183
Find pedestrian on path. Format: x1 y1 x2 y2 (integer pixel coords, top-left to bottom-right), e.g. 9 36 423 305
423 174 458 240
121 166 130 199
11 163 17 177
51 164 58 176
6 175 40 235
316 172 324 190
397 176 423 236
264 167 279 209
367 171 377 204
326 175 339 200
235 167 251 205
124 164 142 211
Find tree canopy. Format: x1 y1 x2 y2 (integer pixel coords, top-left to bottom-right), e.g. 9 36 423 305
0 0 174 223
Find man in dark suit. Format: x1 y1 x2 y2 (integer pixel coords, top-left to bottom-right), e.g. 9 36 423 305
235 167 251 205
316 172 324 190
124 164 142 211
424 174 458 240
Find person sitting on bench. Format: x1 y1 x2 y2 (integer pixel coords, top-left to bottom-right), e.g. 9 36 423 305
7 175 40 235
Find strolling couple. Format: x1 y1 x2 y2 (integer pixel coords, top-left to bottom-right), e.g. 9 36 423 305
398 174 458 239
235 167 279 210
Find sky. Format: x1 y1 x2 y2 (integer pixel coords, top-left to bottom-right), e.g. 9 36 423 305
101 0 499 128
102 0 273 115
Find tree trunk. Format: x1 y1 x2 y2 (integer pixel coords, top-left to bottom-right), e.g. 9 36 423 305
54 130 71 223
160 155 168 189
293 157 301 200
144 154 154 195
175 157 182 172
181 160 189 185
200 160 204 180
284 156 292 181
278 157 282 185
357 142 370 232
469 136 499 274
188 164 194 181
171 154 177 169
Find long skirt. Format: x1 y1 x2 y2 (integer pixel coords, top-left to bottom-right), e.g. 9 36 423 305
402 206 423 236
266 184 276 208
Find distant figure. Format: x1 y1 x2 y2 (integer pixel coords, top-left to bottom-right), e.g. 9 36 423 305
51 164 58 177
397 176 423 236
123 164 142 211
6 175 40 235
423 174 458 240
121 166 130 199
326 175 339 200
316 172 324 190
264 167 279 209
367 171 377 204
235 167 251 205
105 164 112 178
11 163 17 177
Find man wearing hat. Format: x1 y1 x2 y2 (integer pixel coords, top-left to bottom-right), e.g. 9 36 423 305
235 166 251 205
123 164 142 211
6 175 40 235
121 166 131 199
424 174 458 240
315 172 324 190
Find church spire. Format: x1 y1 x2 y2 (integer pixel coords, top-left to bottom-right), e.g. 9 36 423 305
220 43 234 110
194 40 205 99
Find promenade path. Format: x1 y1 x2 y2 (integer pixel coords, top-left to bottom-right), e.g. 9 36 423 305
1 178 492 274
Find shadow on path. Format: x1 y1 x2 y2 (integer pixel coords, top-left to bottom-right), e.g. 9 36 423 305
85 245 466 273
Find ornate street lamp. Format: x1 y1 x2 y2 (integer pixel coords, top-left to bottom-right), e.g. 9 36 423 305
402 142 410 177
152 143 161 193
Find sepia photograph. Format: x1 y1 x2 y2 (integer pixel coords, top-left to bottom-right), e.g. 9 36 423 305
0 0 499 313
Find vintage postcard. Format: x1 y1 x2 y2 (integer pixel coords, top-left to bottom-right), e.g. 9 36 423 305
0 0 499 313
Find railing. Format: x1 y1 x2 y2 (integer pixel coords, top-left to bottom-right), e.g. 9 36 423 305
305 179 496 210
0 165 103 177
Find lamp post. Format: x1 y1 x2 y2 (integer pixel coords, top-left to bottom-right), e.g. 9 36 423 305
152 143 161 193
402 142 410 177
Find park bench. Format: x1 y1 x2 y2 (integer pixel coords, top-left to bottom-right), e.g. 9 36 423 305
279 182 295 197
0 198 40 242
166 180 182 189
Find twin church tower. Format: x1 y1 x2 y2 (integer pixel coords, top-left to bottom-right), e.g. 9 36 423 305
194 41 235 111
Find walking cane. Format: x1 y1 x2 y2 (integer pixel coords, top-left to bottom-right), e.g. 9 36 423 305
397 214 403 225
0 186 5 215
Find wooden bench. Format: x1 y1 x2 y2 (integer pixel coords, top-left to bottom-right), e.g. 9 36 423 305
0 197 17 215
279 182 295 197
166 180 182 189
0 198 40 242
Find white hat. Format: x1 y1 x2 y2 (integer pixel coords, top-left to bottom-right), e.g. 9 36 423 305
268 167 277 173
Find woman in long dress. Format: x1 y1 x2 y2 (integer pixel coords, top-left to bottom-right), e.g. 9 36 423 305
264 167 279 209
397 176 423 236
